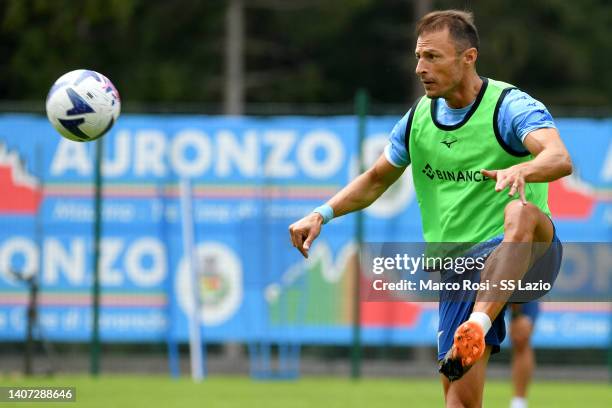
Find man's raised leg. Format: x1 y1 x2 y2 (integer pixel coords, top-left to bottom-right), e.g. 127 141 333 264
440 200 553 381
472 200 554 318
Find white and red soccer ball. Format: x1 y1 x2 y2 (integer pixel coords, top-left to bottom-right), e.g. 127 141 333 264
46 69 121 142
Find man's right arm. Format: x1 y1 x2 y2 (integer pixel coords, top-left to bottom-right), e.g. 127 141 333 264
329 108 411 217
289 111 411 258
327 153 406 218
289 154 405 258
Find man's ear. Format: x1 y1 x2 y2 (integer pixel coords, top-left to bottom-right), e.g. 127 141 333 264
464 48 478 66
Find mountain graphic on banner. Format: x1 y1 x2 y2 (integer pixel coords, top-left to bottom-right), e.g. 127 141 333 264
267 243 421 328
549 176 610 219
0 144 41 214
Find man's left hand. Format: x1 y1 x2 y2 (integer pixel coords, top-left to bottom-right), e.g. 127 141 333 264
481 166 527 205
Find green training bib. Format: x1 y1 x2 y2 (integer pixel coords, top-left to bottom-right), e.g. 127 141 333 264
408 78 550 243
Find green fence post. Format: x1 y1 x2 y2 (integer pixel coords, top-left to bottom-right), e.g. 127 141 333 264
351 89 368 380
90 138 103 376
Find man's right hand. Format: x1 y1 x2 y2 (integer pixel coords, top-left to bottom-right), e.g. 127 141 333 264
288 212 324 258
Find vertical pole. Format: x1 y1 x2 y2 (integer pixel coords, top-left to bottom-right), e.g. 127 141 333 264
180 178 204 381
409 0 435 364
351 89 368 380
90 138 103 376
224 0 245 115
412 0 432 101
223 0 246 362
25 143 44 376
24 277 34 376
158 181 180 378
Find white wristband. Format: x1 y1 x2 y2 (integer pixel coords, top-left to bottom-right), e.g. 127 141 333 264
469 312 492 334
313 204 334 224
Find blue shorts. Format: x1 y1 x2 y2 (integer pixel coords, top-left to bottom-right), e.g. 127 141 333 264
437 227 561 361
509 301 540 323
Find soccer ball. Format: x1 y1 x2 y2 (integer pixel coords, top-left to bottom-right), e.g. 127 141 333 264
45 69 121 142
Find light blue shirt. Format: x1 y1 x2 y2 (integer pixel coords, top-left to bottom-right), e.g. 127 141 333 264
384 88 557 167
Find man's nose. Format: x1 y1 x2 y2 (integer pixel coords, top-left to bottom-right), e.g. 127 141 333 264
415 58 426 76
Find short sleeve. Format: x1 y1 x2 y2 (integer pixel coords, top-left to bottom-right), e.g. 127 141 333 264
384 111 411 167
497 89 557 153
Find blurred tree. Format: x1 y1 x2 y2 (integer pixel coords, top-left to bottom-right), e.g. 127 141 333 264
244 0 414 105
0 0 609 111
437 0 612 109
0 0 226 107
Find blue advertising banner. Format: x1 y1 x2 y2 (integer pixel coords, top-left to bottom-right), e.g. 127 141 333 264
0 114 609 347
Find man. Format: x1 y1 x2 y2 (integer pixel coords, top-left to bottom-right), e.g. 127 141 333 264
289 10 572 407
509 302 540 408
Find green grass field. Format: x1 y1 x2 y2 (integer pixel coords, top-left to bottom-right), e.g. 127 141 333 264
1 375 609 407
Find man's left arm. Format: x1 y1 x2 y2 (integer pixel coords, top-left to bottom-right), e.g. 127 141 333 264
481 127 573 204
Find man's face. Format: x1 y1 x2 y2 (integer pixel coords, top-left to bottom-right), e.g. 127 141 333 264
414 28 471 99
